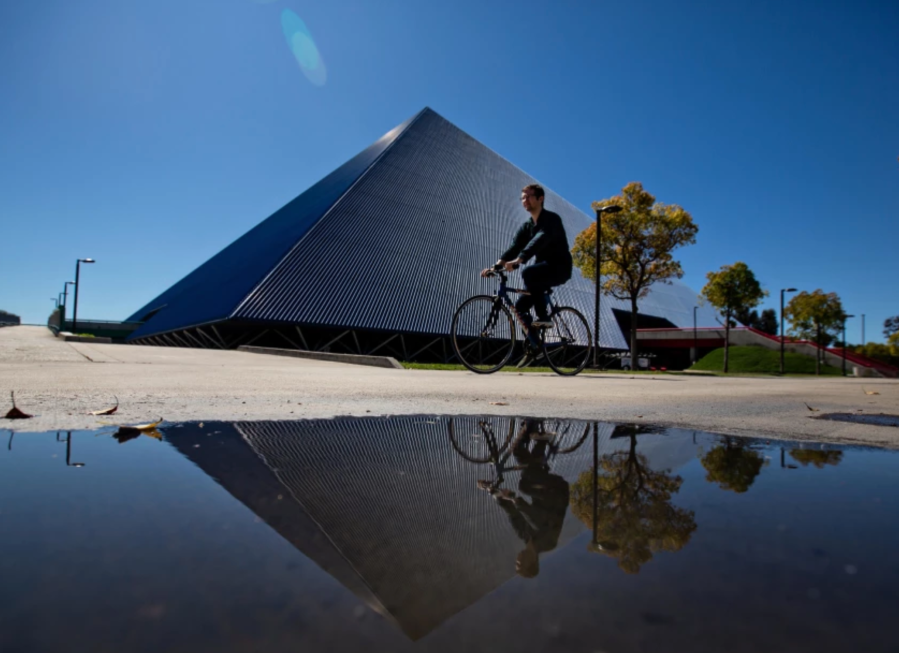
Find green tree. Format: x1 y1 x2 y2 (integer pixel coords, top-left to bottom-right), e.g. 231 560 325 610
757 308 778 336
784 290 846 374
700 262 768 373
701 438 765 493
884 316 899 339
571 182 698 363
789 449 843 468
569 425 697 574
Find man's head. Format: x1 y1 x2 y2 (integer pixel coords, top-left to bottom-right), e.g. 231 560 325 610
521 184 545 214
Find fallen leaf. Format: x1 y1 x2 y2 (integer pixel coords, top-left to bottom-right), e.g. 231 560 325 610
89 395 119 416
489 402 509 406
862 387 880 395
131 418 164 430
804 402 819 412
4 391 33 419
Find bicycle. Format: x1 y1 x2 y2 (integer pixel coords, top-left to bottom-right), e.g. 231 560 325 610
450 269 593 375
447 417 590 492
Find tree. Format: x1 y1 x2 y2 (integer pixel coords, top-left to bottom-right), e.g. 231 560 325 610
784 290 845 374
756 309 778 336
571 182 698 363
789 449 843 468
884 316 899 340
700 262 768 373
732 308 777 335
701 438 765 493
569 425 697 574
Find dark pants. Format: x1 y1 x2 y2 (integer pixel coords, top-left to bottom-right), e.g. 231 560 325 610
515 262 571 324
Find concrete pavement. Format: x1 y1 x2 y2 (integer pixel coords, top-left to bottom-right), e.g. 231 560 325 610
1 326 897 446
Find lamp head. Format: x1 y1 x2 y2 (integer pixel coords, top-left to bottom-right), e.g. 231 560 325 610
80 258 95 264
596 205 622 216
784 287 797 292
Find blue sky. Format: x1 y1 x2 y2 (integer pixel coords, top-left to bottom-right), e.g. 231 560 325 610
1 0 896 342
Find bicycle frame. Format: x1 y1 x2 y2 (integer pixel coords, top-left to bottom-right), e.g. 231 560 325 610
488 270 554 349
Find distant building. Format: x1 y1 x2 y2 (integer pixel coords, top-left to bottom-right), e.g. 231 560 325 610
126 108 718 360
0 310 21 326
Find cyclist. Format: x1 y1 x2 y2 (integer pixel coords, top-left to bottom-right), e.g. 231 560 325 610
480 184 573 366
485 420 570 579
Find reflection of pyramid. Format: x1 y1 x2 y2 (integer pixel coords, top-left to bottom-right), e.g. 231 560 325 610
165 417 698 640
125 107 718 353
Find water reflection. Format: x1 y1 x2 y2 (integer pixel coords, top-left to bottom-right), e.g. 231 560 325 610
701 437 765 493
571 425 697 574
4 417 881 652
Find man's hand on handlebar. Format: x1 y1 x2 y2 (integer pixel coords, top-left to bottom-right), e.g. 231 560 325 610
481 261 507 278
503 258 523 272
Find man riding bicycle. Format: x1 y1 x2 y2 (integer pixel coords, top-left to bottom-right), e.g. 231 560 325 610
480 184 573 366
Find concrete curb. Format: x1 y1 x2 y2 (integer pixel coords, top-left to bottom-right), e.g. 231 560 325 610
64 335 112 344
238 345 403 369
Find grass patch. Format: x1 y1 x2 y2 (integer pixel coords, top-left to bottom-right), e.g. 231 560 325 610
689 346 842 375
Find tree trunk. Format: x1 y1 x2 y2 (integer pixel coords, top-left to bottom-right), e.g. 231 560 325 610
630 297 639 367
723 309 731 373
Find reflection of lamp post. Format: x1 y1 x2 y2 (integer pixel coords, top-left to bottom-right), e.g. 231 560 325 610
59 431 85 467
591 422 598 545
592 205 622 369
72 258 95 334
842 314 855 376
780 288 797 374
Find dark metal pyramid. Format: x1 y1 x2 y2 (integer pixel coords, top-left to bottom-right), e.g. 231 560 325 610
126 108 713 357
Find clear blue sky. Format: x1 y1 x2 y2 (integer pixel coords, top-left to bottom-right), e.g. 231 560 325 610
1 0 896 342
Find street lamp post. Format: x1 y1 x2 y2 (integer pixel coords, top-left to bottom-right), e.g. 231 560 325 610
592 205 622 369
780 288 797 374
861 314 866 346
842 314 855 376
693 306 698 364
60 281 75 331
72 258 95 334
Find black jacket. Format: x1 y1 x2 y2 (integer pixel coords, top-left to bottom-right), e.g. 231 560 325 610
500 209 573 274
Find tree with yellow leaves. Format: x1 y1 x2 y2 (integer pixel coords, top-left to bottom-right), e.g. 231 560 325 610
571 182 698 362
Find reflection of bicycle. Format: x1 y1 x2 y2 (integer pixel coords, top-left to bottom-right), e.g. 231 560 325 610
450 270 592 375
448 417 590 491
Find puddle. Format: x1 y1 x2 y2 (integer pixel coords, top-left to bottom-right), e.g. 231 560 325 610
2 417 899 653
818 413 899 427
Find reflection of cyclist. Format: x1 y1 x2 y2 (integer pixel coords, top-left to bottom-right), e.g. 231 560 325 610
489 420 571 579
480 184 573 366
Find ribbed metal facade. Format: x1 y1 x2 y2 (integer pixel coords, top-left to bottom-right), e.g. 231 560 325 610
128 107 718 353
165 416 708 640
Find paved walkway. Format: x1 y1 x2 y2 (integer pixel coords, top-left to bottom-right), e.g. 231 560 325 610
2 326 897 446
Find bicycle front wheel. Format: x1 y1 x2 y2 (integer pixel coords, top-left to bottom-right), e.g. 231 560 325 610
451 295 516 374
543 306 592 376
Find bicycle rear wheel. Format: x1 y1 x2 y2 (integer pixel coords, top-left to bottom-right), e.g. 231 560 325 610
451 295 516 374
542 306 592 376
448 417 516 463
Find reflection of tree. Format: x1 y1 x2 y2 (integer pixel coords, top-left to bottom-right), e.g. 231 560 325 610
701 438 764 493
570 425 696 574
789 449 843 469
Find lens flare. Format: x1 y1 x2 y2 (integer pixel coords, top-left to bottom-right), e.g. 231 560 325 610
281 9 327 86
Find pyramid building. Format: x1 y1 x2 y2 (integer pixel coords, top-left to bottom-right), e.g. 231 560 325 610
126 108 716 358
164 417 707 640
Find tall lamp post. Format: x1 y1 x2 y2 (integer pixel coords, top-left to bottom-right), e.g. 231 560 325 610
61 281 75 331
842 314 855 376
72 258 95 334
693 306 699 364
592 205 622 369
861 314 865 346
780 287 797 374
